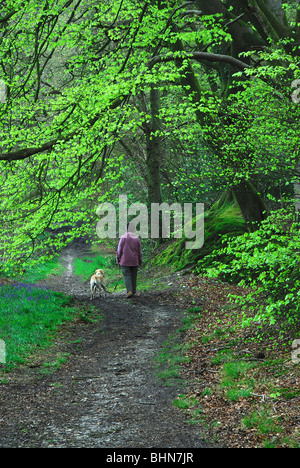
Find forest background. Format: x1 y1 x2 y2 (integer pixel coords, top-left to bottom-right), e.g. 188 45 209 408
0 0 300 331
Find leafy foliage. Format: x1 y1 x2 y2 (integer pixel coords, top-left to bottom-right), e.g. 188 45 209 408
203 208 300 326
0 1 300 331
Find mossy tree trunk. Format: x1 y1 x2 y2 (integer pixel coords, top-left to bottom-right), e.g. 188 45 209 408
212 184 268 232
232 181 268 232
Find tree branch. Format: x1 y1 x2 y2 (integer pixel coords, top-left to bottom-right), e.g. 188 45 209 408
0 139 58 162
0 10 17 23
0 95 128 162
148 51 250 71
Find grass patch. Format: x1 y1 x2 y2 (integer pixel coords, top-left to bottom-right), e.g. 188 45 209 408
275 388 300 400
40 352 71 375
173 394 206 425
155 334 190 386
154 307 202 386
178 308 202 333
221 361 253 381
73 254 124 292
1 256 65 284
242 409 283 436
220 361 254 402
173 394 198 409
0 282 77 371
74 255 111 279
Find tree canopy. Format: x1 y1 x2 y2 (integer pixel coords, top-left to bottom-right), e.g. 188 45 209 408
0 0 300 270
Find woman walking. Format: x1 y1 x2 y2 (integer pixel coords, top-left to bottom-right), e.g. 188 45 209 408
117 222 142 298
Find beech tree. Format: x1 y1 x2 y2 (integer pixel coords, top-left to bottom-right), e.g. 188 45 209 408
0 0 299 269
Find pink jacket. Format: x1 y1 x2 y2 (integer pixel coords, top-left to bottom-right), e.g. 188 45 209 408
117 232 142 267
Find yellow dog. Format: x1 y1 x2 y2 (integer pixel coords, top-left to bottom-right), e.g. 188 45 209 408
90 269 107 300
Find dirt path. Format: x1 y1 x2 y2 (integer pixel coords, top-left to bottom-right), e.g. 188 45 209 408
0 246 212 448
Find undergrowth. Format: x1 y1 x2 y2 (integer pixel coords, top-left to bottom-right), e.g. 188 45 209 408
154 307 201 386
0 256 65 283
0 282 77 371
167 274 300 448
198 208 300 329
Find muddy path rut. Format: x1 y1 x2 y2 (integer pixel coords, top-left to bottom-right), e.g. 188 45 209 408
0 246 212 448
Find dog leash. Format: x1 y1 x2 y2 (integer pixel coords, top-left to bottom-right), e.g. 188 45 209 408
113 264 121 291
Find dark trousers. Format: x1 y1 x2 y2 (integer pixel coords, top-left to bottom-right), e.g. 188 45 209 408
121 266 138 294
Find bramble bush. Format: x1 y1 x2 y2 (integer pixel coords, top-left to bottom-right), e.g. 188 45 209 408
200 209 300 327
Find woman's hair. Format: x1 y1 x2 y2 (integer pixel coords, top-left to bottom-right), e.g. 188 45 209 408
127 222 135 232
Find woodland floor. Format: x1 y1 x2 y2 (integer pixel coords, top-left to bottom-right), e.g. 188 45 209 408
0 243 299 449
0 244 213 449
164 276 300 448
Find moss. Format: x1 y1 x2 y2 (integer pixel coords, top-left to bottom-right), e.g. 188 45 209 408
152 199 246 271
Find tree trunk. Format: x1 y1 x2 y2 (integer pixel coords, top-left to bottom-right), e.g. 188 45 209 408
232 181 268 232
145 86 162 205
